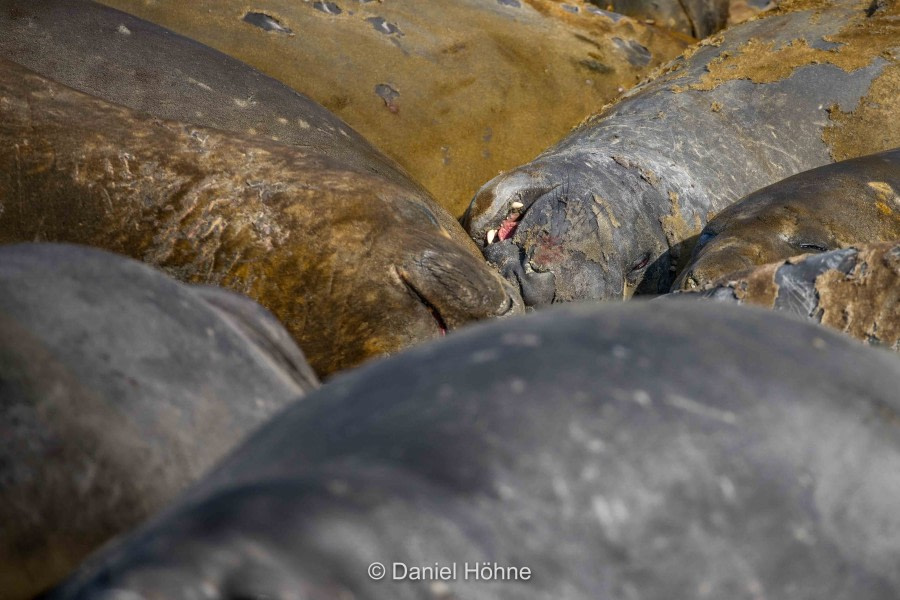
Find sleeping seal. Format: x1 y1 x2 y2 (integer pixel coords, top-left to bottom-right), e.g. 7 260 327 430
465 0 900 305
0 59 521 377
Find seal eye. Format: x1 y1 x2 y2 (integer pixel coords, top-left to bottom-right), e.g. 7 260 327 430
798 243 829 252
629 254 651 273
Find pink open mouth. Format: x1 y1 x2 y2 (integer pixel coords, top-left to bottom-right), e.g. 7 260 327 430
498 215 520 241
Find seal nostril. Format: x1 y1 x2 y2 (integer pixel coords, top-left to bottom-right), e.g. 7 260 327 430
519 269 556 307
394 267 448 335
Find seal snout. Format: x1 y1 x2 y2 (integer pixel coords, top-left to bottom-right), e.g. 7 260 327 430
483 241 556 307
396 244 524 335
463 168 557 245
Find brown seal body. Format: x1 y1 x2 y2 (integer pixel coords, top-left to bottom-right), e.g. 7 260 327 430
95 0 690 216
675 148 900 290
670 243 900 352
0 243 318 599
465 0 900 306
0 59 521 377
0 0 415 190
600 0 731 36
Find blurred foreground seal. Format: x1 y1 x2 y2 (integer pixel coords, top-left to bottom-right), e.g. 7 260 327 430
47 301 900 600
0 243 317 599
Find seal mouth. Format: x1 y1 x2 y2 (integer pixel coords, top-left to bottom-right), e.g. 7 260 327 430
479 184 560 247
394 267 448 335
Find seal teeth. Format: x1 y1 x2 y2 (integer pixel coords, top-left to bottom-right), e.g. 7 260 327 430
486 229 498 244
511 201 524 210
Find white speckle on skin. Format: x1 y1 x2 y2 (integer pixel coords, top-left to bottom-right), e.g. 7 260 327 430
719 476 736 502
277 117 289 125
298 119 311 129
431 581 450 596
612 344 629 359
592 496 629 531
500 332 541 347
632 390 651 407
470 348 500 363
116 24 131 35
791 524 816 544
569 422 605 454
234 96 258 109
581 464 599 482
664 394 736 424
327 479 350 496
200 581 217 598
509 378 526 394
187 78 213 92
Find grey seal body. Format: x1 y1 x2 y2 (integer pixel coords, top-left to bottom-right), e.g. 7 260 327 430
47 301 900 600
465 0 900 305
0 243 317 598
600 0 731 36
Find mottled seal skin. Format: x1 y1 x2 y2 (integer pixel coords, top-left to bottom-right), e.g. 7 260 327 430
597 0 730 36
0 0 415 190
95 0 690 216
0 59 521 377
0 243 317 599
46 301 900 600
464 0 900 306
674 148 900 290
671 243 900 352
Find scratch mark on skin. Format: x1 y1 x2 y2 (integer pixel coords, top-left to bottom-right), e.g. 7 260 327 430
664 393 737 424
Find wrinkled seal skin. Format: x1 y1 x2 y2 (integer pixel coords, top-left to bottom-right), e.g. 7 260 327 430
0 243 318 599
671 243 900 352
674 148 900 290
464 0 900 306
47 301 900 600
0 59 522 377
95 0 690 216
0 0 415 190
597 0 731 36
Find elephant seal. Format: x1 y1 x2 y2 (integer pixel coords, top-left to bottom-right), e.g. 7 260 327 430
95 0 690 216
670 243 900 352
0 0 414 190
595 0 730 36
674 148 900 290
0 243 317 599
464 0 900 305
0 59 521 377
46 301 900 599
